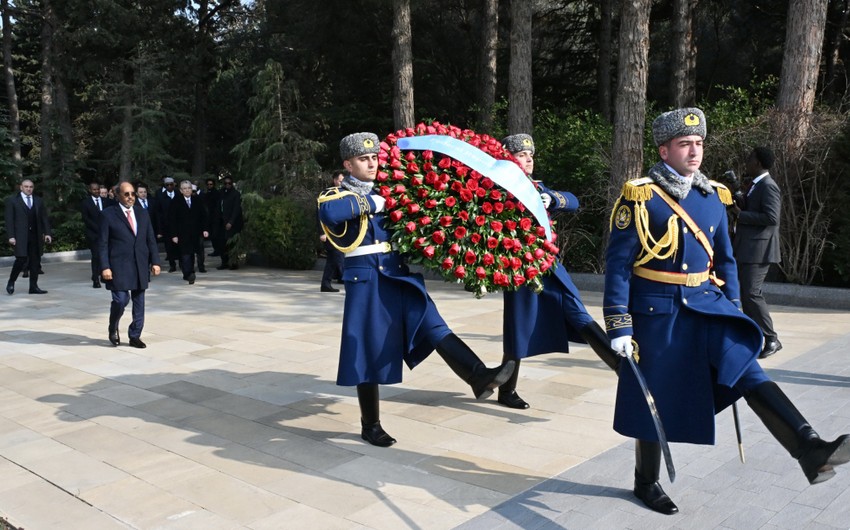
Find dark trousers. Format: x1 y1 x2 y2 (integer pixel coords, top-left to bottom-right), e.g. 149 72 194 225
163 238 179 266
738 263 777 341
320 243 344 289
8 237 40 289
88 241 101 281
180 253 196 279
195 237 206 270
109 289 146 339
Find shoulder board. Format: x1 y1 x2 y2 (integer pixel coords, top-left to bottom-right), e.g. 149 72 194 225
708 180 733 205
621 177 654 202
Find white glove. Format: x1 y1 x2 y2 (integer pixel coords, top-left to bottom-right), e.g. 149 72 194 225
540 193 552 209
611 335 634 358
371 195 386 213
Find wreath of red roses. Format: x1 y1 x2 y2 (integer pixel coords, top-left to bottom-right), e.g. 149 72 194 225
375 121 560 297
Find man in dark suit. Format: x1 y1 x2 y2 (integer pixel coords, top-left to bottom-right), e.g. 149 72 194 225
201 178 222 258
168 180 209 284
5 179 52 295
100 181 161 348
732 146 782 358
80 180 116 288
154 176 178 272
217 176 243 270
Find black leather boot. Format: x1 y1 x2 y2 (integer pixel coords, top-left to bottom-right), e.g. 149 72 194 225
579 321 621 373
497 355 529 409
435 333 515 400
745 381 850 484
634 440 679 514
357 383 396 447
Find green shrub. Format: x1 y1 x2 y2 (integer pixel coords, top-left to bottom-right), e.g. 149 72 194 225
236 193 316 270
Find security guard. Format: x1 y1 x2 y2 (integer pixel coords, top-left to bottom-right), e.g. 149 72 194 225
604 108 850 514
500 133 621 409
318 132 515 447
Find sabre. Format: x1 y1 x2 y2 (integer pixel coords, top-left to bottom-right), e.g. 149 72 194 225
733 402 745 463
396 135 554 242
627 342 676 483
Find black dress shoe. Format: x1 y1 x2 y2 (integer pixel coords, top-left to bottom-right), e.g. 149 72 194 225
22 270 29 278
216 264 229 270
198 267 207 273
38 268 44 274
93 280 101 288
128 337 147 349
109 329 120 346
498 390 530 409
168 264 177 273
5 282 13 295
759 339 783 359
320 285 340 292
634 480 679 515
229 263 239 270
208 251 220 257
361 421 396 447
28 287 48 294
187 273 196 285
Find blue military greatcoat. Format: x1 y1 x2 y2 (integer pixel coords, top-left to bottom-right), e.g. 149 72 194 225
503 182 593 358
318 186 451 386
604 165 764 445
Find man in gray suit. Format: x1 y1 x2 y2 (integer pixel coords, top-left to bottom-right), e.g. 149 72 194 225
732 147 782 358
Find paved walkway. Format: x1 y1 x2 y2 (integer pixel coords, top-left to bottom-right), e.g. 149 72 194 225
0 260 848 529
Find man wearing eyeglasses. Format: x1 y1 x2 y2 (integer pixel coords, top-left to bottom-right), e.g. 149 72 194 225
99 181 161 348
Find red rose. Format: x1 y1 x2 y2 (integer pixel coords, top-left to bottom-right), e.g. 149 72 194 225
419 216 432 226
513 275 526 286
438 157 452 169
510 257 522 270
424 199 437 209
417 188 430 199
490 190 502 200
389 210 403 222
454 266 466 279
476 188 487 198
413 237 426 249
540 260 551 272
480 177 494 189
458 211 470 221
490 221 503 233
405 222 416 233
482 253 495 266
432 231 446 244
526 267 539 279
475 215 486 226
390 159 402 170
520 218 532 231
439 215 453 227
434 181 447 192
448 243 460 256
505 220 517 231
423 245 436 259
470 233 481 244
524 251 534 262
464 250 476 265
487 237 499 249
406 162 420 173
504 200 516 211
425 171 438 185
441 257 453 270
459 189 473 202
456 166 469 177
466 179 478 191
451 181 463 192
376 171 388 182
445 196 457 207
422 150 434 160
544 241 559 253
393 184 406 194
501 238 513 250
536 226 546 236
493 201 504 213
493 271 510 286
525 234 537 245
454 226 467 239
481 202 493 214
406 151 417 161
385 197 397 209
499 256 510 268
422 161 433 171
410 176 423 187
407 203 420 214
534 248 545 259
475 266 487 279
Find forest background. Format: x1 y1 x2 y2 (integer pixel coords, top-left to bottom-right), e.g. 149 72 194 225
1 0 850 286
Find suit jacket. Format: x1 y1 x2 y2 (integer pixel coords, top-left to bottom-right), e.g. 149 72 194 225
220 188 243 234
4 193 52 257
99 204 160 291
733 174 781 264
167 195 208 253
154 191 176 235
80 195 116 244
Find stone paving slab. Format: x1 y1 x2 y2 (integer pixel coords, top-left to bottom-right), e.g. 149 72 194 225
0 259 849 529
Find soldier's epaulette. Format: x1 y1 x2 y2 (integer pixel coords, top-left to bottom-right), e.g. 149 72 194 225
317 186 346 203
621 177 654 202
708 180 733 206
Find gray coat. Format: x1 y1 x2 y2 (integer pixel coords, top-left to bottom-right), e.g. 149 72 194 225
734 174 781 264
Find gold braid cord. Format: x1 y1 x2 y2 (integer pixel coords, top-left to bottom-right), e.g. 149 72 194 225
613 179 680 267
317 188 369 253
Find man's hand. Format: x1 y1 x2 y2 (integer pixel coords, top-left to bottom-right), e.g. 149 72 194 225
319 234 327 242
611 335 634 358
8 238 15 246
102 269 113 281
225 223 232 231
540 193 552 209
151 265 161 276
202 231 209 238
371 195 386 213
44 235 52 244
171 237 178 244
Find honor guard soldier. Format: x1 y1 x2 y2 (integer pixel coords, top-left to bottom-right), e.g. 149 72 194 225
604 108 850 514
318 132 515 447
500 133 620 409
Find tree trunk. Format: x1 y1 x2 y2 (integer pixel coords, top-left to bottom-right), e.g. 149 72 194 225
119 64 134 182
2 0 21 181
822 0 849 101
508 0 532 134
39 0 55 184
391 0 414 130
597 0 614 122
611 0 651 199
776 0 829 155
670 0 698 107
477 0 498 130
